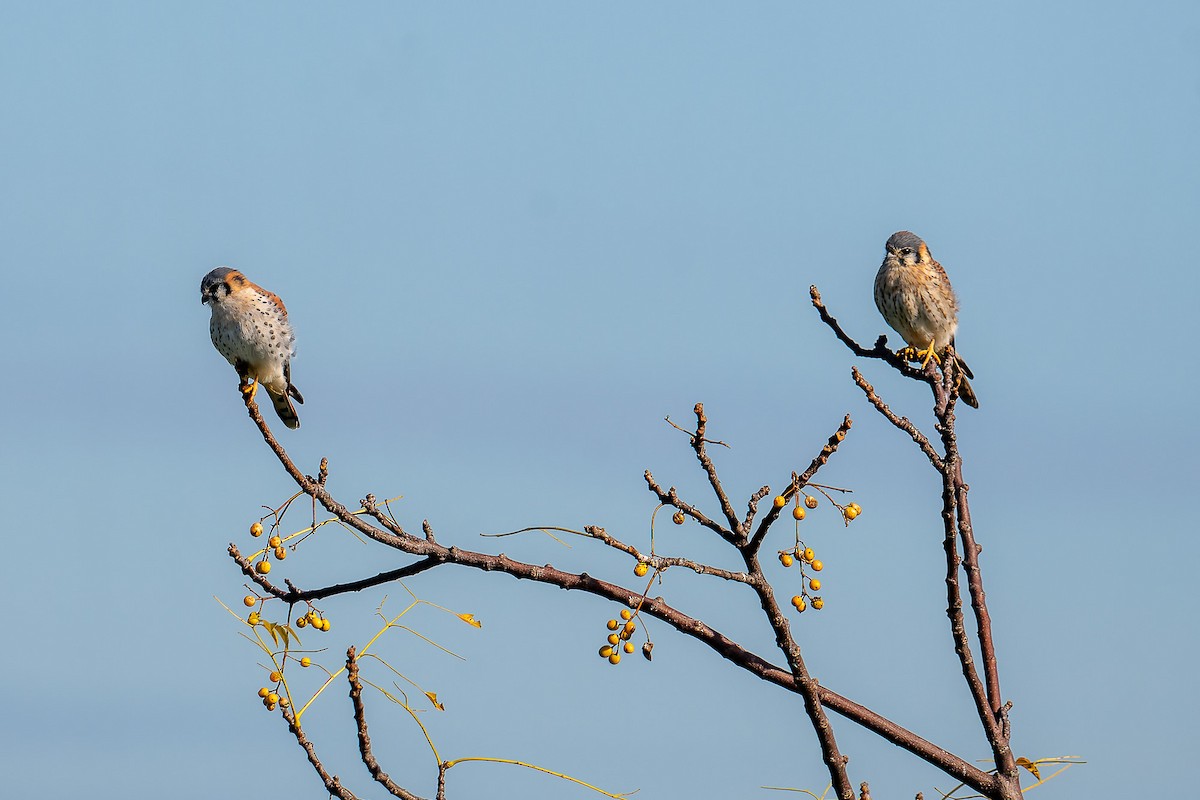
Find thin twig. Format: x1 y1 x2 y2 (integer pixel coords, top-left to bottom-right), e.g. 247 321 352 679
749 415 853 551
689 404 744 537
643 470 739 545
850 368 945 470
665 414 730 448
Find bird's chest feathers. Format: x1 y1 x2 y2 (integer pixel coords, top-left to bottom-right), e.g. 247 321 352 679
880 265 927 318
209 293 293 365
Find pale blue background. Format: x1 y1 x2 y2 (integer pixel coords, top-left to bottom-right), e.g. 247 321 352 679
1 2 1195 798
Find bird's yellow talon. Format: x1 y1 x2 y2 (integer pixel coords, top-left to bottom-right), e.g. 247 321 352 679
241 380 259 399
915 342 942 369
895 344 942 369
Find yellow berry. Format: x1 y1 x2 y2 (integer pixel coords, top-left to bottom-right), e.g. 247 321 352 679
779 553 794 568
279 698 290 708
265 702 277 711
812 597 824 610
266 692 280 705
257 687 270 698
320 619 331 632
811 559 824 571
803 548 815 562
247 612 260 625
809 579 821 591
791 595 803 607
269 670 282 682
672 511 685 525
624 620 636 633
850 503 862 514
620 609 633 621
250 522 264 537
805 495 819 509
268 536 282 548
608 653 621 665
296 616 307 628
792 507 806 521
255 560 271 575
299 657 312 668
243 595 257 607
607 619 619 630
607 634 620 645
275 546 287 559
599 645 614 658
634 562 649 577
773 495 787 509
623 641 635 654
845 507 859 521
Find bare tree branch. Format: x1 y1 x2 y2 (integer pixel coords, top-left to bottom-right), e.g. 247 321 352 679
346 646 426 800
280 705 360 800
233 371 1011 799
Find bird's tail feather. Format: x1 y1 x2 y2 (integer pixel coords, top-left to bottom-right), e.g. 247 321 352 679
956 370 979 409
270 388 301 429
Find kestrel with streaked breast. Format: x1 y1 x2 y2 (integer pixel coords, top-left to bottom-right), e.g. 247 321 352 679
874 231 978 408
201 267 305 428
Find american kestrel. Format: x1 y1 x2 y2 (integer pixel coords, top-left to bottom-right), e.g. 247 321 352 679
201 267 305 428
873 231 978 408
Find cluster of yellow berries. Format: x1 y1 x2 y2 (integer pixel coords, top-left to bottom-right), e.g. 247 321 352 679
296 609 331 632
250 521 290 574
777 543 825 613
790 593 825 612
243 603 331 632
772 492 822 518
598 609 638 665
255 656 313 711
257 685 288 711
772 493 863 525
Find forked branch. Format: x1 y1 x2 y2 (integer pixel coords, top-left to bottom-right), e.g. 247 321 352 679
811 285 1021 800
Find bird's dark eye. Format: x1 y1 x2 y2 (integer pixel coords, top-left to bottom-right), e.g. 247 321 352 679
900 247 913 256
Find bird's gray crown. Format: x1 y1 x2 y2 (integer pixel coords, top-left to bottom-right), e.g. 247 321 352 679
886 231 924 251
201 266 236 292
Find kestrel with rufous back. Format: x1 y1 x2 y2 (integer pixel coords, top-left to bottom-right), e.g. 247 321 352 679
874 231 978 409
201 267 305 428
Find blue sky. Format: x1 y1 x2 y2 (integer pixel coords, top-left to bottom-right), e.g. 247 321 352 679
1 2 1196 798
